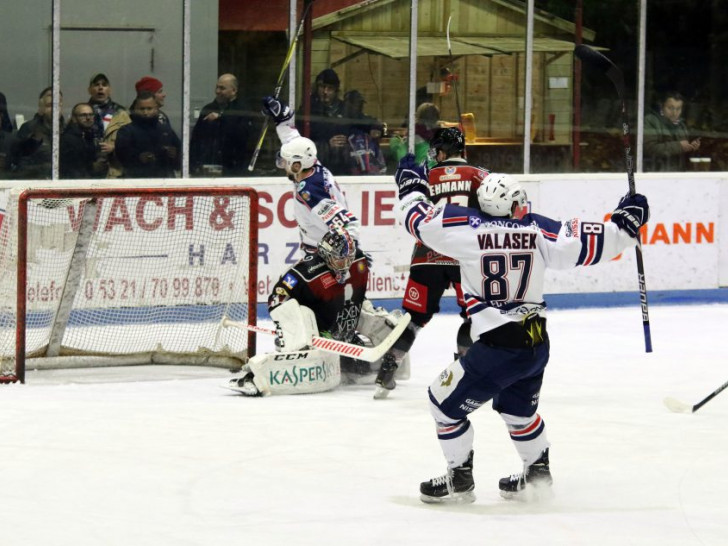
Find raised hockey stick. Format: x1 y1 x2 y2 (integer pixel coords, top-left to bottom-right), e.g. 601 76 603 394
221 312 411 363
574 44 653 353
247 0 316 171
446 15 466 159
664 379 728 414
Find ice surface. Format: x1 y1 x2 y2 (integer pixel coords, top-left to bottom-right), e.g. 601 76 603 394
1 304 727 546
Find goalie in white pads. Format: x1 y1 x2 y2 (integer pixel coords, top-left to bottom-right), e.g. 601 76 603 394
392 154 650 504
226 226 407 396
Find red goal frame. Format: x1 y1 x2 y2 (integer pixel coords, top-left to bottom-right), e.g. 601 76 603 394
5 186 258 383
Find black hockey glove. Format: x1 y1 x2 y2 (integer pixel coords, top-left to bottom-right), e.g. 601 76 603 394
394 153 429 199
262 96 294 124
610 192 649 238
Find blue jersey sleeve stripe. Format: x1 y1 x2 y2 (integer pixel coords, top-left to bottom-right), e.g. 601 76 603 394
577 232 605 266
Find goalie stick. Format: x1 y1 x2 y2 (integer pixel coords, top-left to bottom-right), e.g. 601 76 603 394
574 44 653 353
221 312 411 363
664 379 728 414
247 0 316 171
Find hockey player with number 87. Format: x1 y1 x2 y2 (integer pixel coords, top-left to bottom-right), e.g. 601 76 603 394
392 153 650 504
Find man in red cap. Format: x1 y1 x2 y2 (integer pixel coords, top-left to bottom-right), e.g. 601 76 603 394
135 76 170 129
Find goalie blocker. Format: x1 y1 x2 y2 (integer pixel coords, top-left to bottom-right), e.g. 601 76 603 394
224 300 410 396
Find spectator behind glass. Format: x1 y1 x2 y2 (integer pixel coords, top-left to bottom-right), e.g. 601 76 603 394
644 90 701 172
102 76 170 179
301 68 349 175
9 87 63 179
0 91 11 133
60 103 108 179
135 76 171 129
341 90 386 175
189 73 253 177
389 102 440 165
87 73 126 152
114 91 181 178
0 91 12 174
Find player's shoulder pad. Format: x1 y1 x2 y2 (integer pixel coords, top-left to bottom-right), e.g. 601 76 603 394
296 168 328 199
293 253 332 281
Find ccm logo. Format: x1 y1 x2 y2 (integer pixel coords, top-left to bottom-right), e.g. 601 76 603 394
273 352 310 361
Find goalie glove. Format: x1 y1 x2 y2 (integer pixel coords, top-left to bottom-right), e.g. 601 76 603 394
394 153 429 199
262 96 294 124
610 192 649 238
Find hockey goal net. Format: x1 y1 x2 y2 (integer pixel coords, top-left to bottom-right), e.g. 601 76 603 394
0 186 258 383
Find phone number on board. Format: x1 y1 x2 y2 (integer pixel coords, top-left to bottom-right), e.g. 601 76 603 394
84 277 222 301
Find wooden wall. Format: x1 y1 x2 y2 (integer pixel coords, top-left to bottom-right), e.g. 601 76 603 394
306 0 576 144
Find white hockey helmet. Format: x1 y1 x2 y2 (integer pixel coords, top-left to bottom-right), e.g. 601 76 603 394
277 137 317 172
476 173 527 217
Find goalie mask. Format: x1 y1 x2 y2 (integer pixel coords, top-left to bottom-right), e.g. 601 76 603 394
476 173 527 217
317 226 356 284
277 137 317 174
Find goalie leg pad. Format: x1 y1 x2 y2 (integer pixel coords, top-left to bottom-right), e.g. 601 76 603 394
248 349 341 395
357 300 407 346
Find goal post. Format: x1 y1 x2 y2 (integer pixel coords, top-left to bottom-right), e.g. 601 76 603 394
1 185 259 383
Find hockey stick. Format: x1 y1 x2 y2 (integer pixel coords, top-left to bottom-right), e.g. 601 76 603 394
221 312 411 363
446 15 466 158
664 379 728 414
574 44 653 353
247 1 316 172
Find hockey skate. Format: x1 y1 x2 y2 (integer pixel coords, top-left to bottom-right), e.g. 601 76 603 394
499 448 553 501
223 372 261 397
420 451 475 504
373 353 398 399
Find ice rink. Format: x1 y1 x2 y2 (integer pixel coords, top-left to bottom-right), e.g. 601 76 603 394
1 303 727 546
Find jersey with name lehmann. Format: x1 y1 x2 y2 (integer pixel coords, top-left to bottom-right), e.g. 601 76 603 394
411 158 487 266
397 192 637 337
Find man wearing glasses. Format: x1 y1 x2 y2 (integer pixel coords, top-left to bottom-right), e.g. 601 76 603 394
60 103 108 179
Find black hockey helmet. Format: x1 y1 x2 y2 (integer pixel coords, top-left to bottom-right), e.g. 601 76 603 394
430 127 465 157
317 226 356 283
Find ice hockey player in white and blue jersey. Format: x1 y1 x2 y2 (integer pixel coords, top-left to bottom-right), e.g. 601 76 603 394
261 96 360 254
392 153 650 504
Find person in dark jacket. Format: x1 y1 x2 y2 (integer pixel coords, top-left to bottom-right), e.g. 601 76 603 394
114 92 181 178
60 103 108 179
9 87 63 179
300 68 349 175
0 91 12 175
644 90 701 172
189 73 252 177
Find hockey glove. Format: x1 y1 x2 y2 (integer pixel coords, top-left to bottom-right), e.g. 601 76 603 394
394 153 429 199
262 96 294 124
610 192 649 238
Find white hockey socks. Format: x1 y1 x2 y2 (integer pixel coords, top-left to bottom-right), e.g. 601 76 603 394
500 412 550 466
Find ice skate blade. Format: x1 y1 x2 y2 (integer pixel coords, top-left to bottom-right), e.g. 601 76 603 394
373 385 393 399
220 379 260 397
420 490 476 505
500 483 554 503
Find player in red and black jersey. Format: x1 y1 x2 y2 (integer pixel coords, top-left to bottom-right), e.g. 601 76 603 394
375 127 490 398
268 226 369 343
